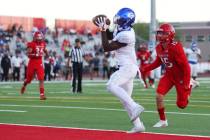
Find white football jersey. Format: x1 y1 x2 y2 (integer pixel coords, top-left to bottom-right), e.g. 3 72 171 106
185 48 201 64
112 28 137 66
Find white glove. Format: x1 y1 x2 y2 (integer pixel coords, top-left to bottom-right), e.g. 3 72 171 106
95 17 109 31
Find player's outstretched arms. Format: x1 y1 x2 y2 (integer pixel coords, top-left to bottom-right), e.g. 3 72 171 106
142 56 162 72
92 14 127 52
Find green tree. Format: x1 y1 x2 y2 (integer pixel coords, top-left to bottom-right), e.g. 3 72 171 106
133 22 150 41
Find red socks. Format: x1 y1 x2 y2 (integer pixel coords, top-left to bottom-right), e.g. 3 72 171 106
23 81 28 87
40 87 45 96
158 107 166 121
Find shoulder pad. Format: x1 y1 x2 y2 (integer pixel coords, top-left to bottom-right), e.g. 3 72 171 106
27 42 33 47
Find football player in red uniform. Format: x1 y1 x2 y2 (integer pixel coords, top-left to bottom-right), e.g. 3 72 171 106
136 44 153 88
141 23 192 127
20 31 47 100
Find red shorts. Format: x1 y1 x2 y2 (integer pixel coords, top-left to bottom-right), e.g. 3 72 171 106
156 75 191 108
26 60 44 83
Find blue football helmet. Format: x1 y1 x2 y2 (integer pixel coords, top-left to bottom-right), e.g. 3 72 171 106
113 8 135 31
190 41 197 51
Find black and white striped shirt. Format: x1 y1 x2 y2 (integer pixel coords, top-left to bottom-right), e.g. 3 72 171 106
70 47 84 63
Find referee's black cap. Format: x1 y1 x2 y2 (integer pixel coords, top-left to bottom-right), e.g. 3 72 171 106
75 38 80 43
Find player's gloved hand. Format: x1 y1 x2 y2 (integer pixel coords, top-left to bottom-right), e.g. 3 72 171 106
92 15 110 31
96 18 109 31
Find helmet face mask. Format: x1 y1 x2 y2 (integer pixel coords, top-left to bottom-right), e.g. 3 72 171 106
139 44 148 51
191 41 197 51
113 8 135 31
156 31 170 42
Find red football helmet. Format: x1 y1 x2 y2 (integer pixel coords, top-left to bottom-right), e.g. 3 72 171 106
156 23 175 43
139 43 148 51
33 31 44 42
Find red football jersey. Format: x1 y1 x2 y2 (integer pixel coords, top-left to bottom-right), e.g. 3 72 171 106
144 41 191 86
136 50 151 66
27 41 46 60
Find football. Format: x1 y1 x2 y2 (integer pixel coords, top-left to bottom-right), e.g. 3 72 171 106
92 14 111 27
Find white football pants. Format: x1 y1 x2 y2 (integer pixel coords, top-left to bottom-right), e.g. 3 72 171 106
106 64 140 120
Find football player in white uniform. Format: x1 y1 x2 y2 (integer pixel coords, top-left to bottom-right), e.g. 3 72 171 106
92 8 145 133
185 41 201 88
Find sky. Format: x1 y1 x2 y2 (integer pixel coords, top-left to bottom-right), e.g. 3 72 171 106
0 0 209 27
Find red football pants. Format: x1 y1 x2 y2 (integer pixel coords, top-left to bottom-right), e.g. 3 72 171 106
156 75 191 109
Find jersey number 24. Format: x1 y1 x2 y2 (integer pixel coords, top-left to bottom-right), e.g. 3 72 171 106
35 47 44 56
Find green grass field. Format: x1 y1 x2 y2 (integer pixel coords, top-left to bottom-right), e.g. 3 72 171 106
0 79 210 136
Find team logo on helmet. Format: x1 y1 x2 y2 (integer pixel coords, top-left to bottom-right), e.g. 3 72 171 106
114 7 135 31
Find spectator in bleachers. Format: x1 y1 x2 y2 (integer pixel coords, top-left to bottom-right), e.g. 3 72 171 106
52 51 61 80
44 54 53 81
92 52 100 78
88 54 94 80
61 39 71 57
63 52 72 80
11 50 22 81
108 52 118 76
1 53 11 81
22 53 29 79
102 54 110 79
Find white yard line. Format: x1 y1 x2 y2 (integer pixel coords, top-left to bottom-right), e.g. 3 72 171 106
0 104 210 116
0 123 209 138
0 109 26 112
0 78 209 85
1 95 210 104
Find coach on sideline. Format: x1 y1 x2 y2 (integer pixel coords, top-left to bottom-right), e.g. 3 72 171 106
69 38 84 93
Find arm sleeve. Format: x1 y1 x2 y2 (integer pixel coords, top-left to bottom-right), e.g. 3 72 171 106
175 43 191 86
144 55 162 72
106 29 113 40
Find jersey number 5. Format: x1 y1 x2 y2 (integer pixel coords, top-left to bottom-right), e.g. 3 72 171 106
161 57 173 68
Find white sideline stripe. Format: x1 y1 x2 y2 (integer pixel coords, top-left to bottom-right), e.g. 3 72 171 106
1 95 210 104
0 104 210 116
0 110 26 112
0 78 209 84
0 123 209 138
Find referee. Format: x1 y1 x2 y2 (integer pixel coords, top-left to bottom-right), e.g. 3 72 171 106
70 38 84 93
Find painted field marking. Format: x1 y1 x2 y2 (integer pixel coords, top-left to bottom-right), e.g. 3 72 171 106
0 123 210 138
0 95 210 104
0 109 26 112
0 104 210 116
0 97 210 109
